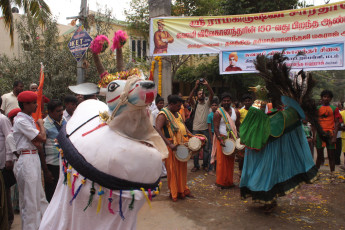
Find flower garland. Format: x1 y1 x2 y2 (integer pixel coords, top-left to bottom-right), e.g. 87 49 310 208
150 56 162 95
97 68 140 88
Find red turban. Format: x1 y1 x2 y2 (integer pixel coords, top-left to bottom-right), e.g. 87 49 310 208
17 91 38 103
8 108 21 119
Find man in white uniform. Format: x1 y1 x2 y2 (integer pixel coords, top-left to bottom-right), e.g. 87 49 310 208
13 91 48 230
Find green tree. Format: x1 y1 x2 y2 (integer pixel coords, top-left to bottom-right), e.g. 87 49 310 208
0 0 51 45
172 0 223 16
221 0 298 15
0 14 76 99
124 0 149 38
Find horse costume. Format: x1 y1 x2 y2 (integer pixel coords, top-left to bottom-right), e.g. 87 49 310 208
39 75 168 230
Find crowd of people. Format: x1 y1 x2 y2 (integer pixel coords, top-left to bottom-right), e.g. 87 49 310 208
0 78 344 229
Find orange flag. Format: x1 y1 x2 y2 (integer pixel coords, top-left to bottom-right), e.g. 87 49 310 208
32 63 45 129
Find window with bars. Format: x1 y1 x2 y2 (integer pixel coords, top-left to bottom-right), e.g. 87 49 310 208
131 39 147 59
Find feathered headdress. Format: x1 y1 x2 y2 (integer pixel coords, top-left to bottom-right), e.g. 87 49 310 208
254 52 326 141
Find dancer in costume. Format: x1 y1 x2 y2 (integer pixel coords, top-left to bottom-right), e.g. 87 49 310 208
212 93 239 188
39 32 168 230
240 54 319 213
155 95 193 201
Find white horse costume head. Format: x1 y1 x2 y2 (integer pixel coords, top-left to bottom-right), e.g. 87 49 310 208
39 75 168 230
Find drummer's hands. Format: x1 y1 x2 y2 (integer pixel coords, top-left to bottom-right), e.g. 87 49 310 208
220 139 225 147
169 143 177 151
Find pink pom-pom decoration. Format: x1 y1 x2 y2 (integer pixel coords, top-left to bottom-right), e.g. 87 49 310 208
111 30 128 51
90 35 110 54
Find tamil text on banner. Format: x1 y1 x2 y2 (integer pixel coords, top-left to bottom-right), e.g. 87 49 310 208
150 1 345 56
219 42 345 74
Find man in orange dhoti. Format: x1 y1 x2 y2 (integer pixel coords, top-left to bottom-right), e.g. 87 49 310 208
155 95 193 201
212 93 240 189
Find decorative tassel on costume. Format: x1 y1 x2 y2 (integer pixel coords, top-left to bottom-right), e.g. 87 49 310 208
62 161 68 185
70 178 86 205
67 166 72 188
140 188 152 208
108 190 115 214
71 173 79 196
159 182 162 192
118 190 125 220
84 182 96 211
148 189 152 201
97 186 104 214
129 190 135 210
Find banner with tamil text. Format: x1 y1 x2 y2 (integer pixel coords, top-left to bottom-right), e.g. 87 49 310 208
219 42 345 74
149 1 345 56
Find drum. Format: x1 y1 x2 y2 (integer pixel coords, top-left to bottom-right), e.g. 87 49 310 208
175 145 191 162
222 138 236 156
235 138 245 150
188 137 202 152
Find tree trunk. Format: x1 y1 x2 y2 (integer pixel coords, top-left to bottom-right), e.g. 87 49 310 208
116 48 124 72
92 52 106 76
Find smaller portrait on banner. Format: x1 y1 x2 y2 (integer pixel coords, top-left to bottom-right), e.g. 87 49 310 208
225 52 242 72
154 19 174 54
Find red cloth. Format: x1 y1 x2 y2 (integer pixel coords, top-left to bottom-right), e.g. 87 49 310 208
225 66 242 72
17 91 37 102
7 108 21 119
165 146 190 200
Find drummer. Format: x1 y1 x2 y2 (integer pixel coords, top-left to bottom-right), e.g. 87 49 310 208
155 95 194 202
212 93 240 189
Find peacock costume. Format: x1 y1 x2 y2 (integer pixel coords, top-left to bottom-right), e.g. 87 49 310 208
239 54 319 204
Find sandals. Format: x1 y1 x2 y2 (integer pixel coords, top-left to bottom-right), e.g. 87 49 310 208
191 167 199 172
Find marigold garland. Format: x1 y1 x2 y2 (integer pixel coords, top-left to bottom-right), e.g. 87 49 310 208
97 68 140 88
150 56 162 95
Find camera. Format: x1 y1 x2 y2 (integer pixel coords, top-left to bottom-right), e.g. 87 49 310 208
199 78 205 84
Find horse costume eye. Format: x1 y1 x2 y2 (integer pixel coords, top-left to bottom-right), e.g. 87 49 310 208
108 82 119 92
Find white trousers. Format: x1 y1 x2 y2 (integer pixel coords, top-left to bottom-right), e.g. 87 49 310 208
14 154 48 230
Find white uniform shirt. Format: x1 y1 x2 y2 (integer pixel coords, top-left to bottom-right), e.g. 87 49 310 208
1 91 19 115
6 132 17 162
13 112 39 152
0 113 12 168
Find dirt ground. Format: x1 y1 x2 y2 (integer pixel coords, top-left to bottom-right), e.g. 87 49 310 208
12 156 345 230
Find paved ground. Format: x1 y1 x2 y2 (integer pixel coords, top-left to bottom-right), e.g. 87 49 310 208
12 154 345 230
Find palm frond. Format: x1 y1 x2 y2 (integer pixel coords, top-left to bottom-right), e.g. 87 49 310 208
1 0 14 46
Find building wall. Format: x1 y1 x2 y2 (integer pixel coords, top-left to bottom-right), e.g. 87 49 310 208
0 13 22 59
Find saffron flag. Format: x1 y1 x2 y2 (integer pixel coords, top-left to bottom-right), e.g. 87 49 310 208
32 63 45 129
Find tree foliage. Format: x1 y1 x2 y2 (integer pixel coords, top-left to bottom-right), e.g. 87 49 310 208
221 0 298 15
172 0 223 16
0 10 123 101
0 14 76 99
124 0 149 38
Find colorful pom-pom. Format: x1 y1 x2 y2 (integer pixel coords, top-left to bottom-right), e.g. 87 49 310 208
111 30 128 51
90 35 110 54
